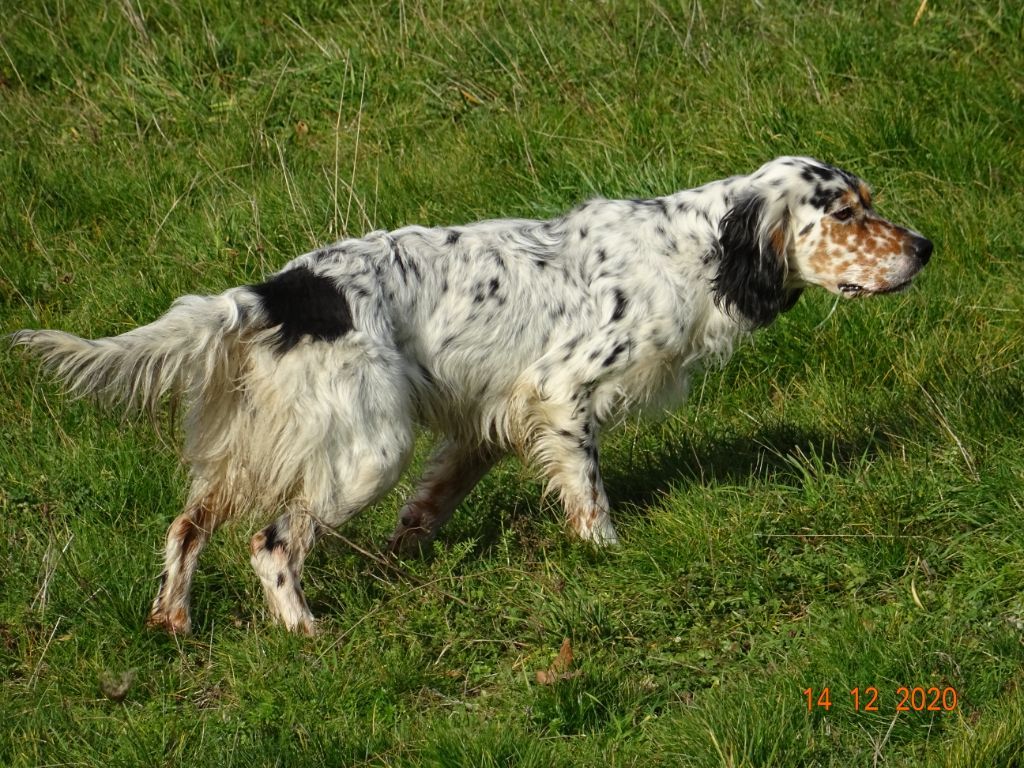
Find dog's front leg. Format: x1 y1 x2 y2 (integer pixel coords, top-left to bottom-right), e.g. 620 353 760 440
526 396 618 546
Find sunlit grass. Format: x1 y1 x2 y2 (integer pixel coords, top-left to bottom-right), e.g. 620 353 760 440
2 1 1023 765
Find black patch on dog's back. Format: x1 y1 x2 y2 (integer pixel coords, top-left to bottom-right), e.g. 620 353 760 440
250 266 354 353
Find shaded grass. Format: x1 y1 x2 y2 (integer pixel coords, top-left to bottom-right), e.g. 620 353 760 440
3 0 1024 765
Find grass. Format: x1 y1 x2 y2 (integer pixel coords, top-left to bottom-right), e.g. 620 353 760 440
2 0 1023 765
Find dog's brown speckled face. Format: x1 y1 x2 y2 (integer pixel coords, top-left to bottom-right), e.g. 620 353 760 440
790 173 932 297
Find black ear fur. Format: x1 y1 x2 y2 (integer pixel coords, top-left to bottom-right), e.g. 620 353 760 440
712 193 790 328
780 286 804 314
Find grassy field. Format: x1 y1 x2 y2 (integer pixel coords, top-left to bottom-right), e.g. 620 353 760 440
2 1 1023 765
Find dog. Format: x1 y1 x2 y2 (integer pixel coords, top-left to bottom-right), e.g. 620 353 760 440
12 156 931 635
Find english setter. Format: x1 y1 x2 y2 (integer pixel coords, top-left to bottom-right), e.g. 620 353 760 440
13 156 931 635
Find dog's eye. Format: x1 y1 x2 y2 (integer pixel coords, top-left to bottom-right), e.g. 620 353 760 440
833 207 855 222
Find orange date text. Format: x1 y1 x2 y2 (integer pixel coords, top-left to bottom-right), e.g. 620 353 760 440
802 686 958 712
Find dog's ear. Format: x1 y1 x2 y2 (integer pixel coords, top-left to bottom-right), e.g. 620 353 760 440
781 286 803 313
712 193 791 328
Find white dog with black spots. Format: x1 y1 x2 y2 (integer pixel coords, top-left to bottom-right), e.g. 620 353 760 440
13 156 931 635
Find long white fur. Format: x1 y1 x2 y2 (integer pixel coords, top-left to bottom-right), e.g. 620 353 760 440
12 156 929 634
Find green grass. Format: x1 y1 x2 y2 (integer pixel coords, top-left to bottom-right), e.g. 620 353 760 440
2 0 1023 765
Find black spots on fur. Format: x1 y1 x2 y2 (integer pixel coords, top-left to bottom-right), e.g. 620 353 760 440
534 257 548 269
250 266 354 354
390 240 422 283
675 200 690 214
807 184 843 211
446 229 461 245
276 572 285 588
799 222 814 236
489 249 508 271
702 239 723 266
603 340 628 368
262 523 286 553
800 164 838 184
632 198 669 216
471 277 503 305
391 240 407 280
560 334 583 362
579 226 588 239
713 193 787 329
611 289 628 322
597 248 608 263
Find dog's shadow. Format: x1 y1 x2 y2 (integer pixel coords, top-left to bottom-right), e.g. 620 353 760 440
452 418 895 554
607 420 889 513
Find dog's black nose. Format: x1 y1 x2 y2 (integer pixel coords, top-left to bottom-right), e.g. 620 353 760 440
912 236 933 265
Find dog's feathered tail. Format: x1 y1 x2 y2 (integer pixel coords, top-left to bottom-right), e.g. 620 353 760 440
11 290 255 418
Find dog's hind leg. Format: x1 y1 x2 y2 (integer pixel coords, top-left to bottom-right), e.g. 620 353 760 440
250 436 413 633
250 510 319 635
248 340 415 633
147 498 227 634
387 440 501 557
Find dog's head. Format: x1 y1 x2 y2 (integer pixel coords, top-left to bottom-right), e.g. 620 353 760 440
713 156 931 327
